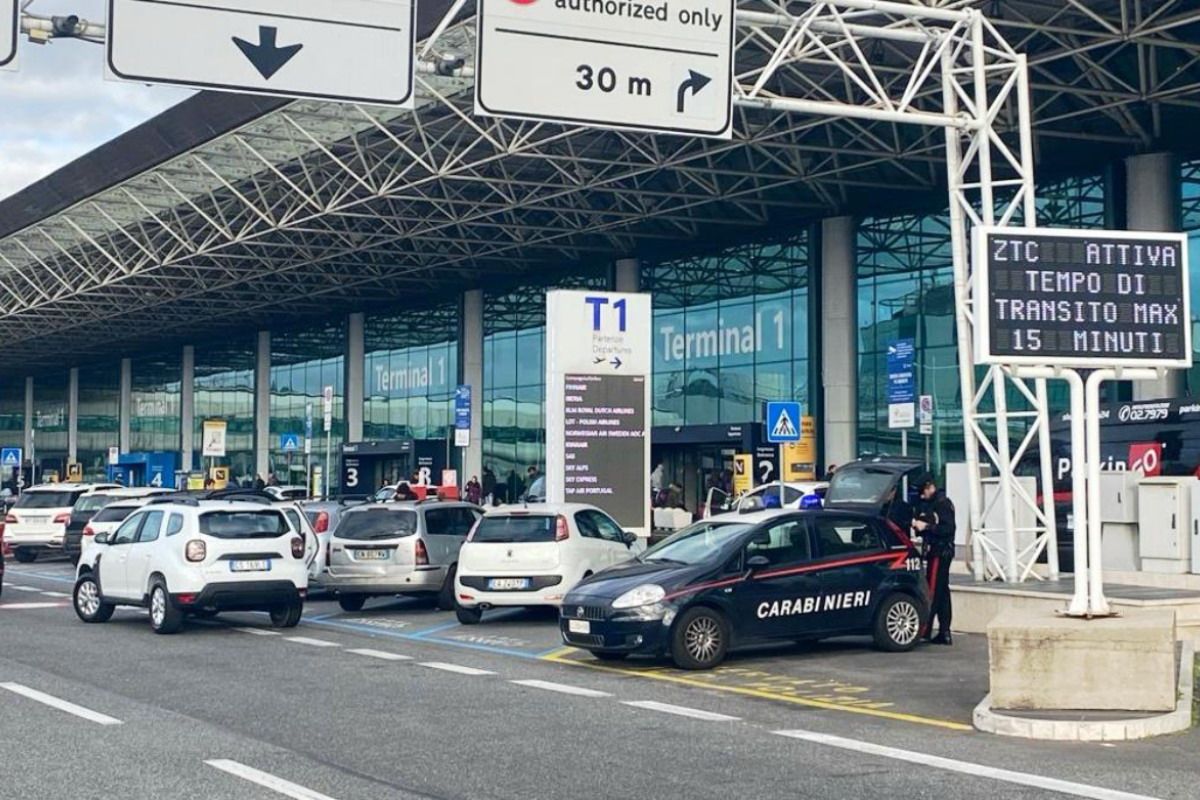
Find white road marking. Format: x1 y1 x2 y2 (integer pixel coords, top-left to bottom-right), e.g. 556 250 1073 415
347 648 411 662
510 679 610 698
772 729 1163 800
284 636 340 648
205 759 337 800
622 700 740 721
0 602 70 610
420 662 494 676
234 627 280 636
39 591 70 598
0 683 122 726
10 585 41 592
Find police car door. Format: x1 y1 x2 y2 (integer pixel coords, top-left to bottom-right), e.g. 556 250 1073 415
808 515 889 633
733 517 820 641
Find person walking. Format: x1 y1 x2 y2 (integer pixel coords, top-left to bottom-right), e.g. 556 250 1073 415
482 465 497 505
912 474 956 645
465 475 482 505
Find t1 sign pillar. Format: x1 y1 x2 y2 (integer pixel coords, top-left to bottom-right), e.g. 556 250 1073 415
546 290 652 536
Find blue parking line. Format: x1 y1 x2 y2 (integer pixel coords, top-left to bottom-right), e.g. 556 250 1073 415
408 621 461 639
300 616 544 659
5 570 76 585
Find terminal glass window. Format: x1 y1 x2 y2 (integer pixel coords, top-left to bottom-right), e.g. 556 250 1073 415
364 304 458 442
194 339 256 486
1179 159 1200 391
856 173 1108 476
130 352 182 454
77 363 120 481
270 323 345 490
484 272 608 498
32 373 69 480
642 233 813 428
0 381 23 459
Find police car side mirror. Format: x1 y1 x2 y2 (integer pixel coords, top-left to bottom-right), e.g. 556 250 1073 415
746 555 770 571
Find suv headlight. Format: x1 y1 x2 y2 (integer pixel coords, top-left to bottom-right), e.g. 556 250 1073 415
612 584 666 609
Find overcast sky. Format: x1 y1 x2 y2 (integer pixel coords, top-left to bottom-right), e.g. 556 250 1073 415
1 0 192 200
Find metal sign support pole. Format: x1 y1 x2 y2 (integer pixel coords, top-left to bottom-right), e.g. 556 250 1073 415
324 432 331 501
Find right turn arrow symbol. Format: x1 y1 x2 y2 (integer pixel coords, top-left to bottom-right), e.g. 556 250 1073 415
676 70 712 113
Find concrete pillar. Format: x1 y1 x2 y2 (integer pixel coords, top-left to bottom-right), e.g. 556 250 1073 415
67 367 79 462
255 330 270 477
23 376 32 461
821 216 858 468
181 345 195 472
461 290 484 483
345 313 364 443
1126 153 1182 400
614 258 640 293
119 358 131 453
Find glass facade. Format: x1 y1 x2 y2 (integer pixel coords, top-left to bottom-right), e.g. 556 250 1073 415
194 339 256 485
77 363 120 481
483 272 608 498
364 304 458 442
130 352 182 453
269 324 345 488
643 233 813 428
1180 159 1200 391
0 380 23 452
856 174 1109 476
32 373 69 478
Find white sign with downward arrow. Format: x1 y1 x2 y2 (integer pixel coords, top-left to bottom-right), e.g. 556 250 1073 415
106 0 415 106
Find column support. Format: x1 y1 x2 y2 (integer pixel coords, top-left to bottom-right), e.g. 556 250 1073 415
23 376 33 469
820 216 858 470
68 367 79 463
461 290 484 485
119 358 131 454
181 345 195 472
255 330 270 479
613 258 640 293
345 313 365 443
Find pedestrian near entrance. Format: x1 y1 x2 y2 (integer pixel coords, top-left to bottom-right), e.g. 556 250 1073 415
482 465 497 505
912 474 955 645
465 475 482 505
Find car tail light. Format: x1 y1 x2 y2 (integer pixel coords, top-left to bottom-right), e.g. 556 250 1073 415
415 539 429 566
555 515 569 541
185 540 206 562
291 536 304 559
53 513 71 525
82 525 95 537
5 514 16 524
314 511 329 533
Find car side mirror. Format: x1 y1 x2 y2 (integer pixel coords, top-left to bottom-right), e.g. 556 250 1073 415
94 532 110 545
746 555 770 571
622 531 638 547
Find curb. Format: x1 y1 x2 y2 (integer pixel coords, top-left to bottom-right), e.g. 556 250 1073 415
972 640 1194 741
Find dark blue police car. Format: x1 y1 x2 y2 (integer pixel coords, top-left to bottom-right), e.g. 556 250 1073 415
559 458 929 669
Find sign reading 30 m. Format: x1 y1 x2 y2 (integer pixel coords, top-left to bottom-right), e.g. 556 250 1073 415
975 227 1191 369
475 0 734 137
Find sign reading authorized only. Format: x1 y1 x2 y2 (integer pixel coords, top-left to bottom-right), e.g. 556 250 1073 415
476 0 734 137
106 0 415 106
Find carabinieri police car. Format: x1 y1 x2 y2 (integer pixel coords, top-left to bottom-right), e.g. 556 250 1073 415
559 458 928 669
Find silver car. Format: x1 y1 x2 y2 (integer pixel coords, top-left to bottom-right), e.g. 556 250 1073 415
325 500 482 612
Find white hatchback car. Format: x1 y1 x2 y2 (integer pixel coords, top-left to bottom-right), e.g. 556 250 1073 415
6 483 120 562
73 499 309 634
454 503 644 624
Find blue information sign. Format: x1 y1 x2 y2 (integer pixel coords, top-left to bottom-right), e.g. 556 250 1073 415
765 401 802 444
0 447 21 468
280 433 301 453
886 338 916 429
454 385 472 430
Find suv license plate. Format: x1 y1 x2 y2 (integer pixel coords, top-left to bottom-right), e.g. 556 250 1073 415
230 559 270 572
568 619 590 635
355 550 389 561
488 578 530 591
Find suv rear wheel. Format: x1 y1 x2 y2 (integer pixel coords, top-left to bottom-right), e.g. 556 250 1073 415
337 594 366 612
149 581 184 635
872 593 922 652
73 575 114 623
13 548 36 563
455 603 482 625
437 564 457 611
270 602 303 628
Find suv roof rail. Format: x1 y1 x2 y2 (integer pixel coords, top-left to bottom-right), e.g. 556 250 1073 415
205 488 276 503
146 495 199 506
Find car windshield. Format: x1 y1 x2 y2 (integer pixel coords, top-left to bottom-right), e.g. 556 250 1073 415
640 522 751 565
335 509 418 540
198 510 289 538
93 505 137 523
15 490 83 509
471 515 555 544
73 494 115 514
825 468 900 505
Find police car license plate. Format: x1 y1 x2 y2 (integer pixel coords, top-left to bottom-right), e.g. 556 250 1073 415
488 578 529 590
230 559 270 572
568 619 590 635
355 550 389 561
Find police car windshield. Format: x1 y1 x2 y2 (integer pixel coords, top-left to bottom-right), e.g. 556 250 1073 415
641 522 751 565
825 468 896 505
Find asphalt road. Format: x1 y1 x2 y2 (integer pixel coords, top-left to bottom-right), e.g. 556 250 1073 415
2 558 1198 800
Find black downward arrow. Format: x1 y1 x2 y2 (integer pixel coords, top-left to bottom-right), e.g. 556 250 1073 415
676 69 712 113
233 26 303 80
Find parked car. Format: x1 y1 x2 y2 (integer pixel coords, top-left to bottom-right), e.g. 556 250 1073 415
265 485 308 502
73 498 309 634
299 499 356 593
704 480 829 518
66 486 173 563
6 483 120 562
324 499 483 612
454 503 645 624
78 498 158 564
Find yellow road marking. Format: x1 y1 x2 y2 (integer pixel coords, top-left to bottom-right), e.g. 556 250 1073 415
540 650 973 732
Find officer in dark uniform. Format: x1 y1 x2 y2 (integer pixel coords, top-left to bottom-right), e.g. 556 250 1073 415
912 474 955 645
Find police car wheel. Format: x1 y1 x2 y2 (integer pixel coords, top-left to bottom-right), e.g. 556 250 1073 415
873 594 922 652
671 607 729 670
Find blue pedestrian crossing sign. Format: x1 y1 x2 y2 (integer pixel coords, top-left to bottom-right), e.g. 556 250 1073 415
0 448 21 468
765 402 802 443
279 433 301 453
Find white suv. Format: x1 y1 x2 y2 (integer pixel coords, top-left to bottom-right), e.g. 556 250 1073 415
7 483 120 562
72 499 309 634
